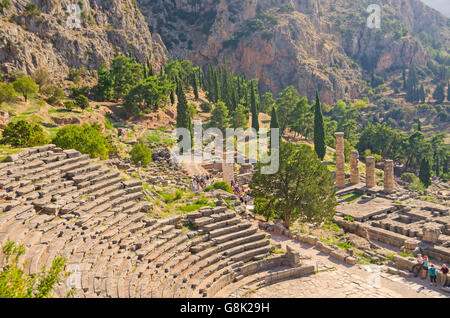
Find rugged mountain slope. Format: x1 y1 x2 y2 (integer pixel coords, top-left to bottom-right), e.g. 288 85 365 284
139 0 449 104
0 0 169 83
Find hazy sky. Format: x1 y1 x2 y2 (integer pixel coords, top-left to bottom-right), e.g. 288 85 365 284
421 0 450 17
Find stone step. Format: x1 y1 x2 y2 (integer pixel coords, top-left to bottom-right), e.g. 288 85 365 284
229 245 273 263
217 232 268 252
209 222 252 239
202 216 241 232
72 168 110 185
212 226 258 245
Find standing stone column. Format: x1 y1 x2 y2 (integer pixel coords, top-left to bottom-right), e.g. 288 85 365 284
335 132 345 188
222 152 235 184
384 159 395 193
365 157 376 188
350 150 360 184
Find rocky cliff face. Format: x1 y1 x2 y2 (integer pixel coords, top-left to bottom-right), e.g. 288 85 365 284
0 0 169 83
138 0 449 104
0 0 447 104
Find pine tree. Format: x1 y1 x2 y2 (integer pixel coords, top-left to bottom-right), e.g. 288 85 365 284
419 158 431 188
192 72 199 100
250 81 259 132
313 91 326 160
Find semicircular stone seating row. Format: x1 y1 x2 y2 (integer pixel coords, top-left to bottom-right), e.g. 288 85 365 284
0 145 313 298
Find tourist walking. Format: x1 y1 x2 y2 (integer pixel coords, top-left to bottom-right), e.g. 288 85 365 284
429 265 437 286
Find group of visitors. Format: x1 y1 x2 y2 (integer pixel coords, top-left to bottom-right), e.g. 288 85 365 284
231 180 251 206
190 174 213 192
413 254 449 286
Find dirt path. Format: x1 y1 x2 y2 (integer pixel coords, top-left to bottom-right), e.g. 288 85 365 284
182 161 208 177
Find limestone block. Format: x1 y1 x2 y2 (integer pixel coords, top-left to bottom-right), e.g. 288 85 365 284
404 238 420 250
330 250 347 262
393 255 415 272
422 225 441 243
345 256 357 265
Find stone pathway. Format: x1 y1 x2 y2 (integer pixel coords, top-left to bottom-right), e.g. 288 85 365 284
246 234 449 298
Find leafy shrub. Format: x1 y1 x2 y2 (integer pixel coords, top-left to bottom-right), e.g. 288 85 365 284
68 67 87 84
130 142 152 166
70 86 90 99
104 116 113 129
343 216 355 222
407 179 426 193
248 18 265 31
337 241 353 249
401 172 418 184
0 0 11 13
0 241 66 298
212 181 233 193
0 120 49 147
159 189 183 204
24 2 40 16
0 83 16 103
52 124 112 159
41 86 65 105
32 68 50 88
398 250 414 258
74 94 89 109
323 221 340 232
63 100 76 111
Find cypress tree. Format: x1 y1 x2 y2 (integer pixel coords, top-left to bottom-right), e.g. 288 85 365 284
213 70 221 102
313 91 326 160
447 82 449 101
192 72 199 100
419 158 431 188
250 81 259 132
148 64 153 77
270 106 280 147
417 118 422 132
143 64 147 79
443 155 448 174
406 66 419 102
176 80 192 138
419 84 425 103
434 154 440 177
170 89 175 105
433 82 445 103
